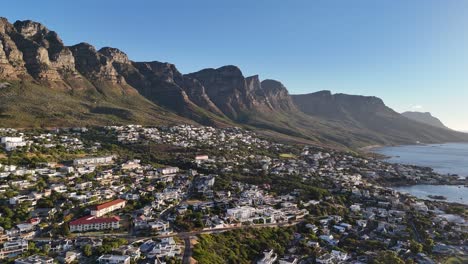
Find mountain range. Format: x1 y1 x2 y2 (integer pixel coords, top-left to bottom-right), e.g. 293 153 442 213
1 18 467 149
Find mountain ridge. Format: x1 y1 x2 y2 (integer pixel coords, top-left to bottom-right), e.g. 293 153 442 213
291 91 468 146
401 111 450 130
1 17 467 149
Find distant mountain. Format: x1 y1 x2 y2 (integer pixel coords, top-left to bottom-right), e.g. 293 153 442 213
401 111 449 130
1 17 468 148
292 91 468 145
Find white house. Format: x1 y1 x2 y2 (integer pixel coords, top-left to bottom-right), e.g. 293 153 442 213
257 249 277 264
1 137 27 151
73 155 116 166
97 255 130 264
227 206 257 221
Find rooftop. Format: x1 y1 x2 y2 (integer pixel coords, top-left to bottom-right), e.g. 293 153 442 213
92 199 126 211
69 216 120 226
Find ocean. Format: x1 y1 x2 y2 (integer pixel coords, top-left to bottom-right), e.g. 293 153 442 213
374 143 468 205
375 143 468 178
393 185 467 205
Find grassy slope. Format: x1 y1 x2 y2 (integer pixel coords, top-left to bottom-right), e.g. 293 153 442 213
241 109 385 149
2 80 466 150
0 80 192 128
290 93 468 148
242 105 468 149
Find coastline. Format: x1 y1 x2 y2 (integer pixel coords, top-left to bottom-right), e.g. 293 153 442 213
358 144 384 152
392 184 467 206
358 144 391 159
364 143 468 187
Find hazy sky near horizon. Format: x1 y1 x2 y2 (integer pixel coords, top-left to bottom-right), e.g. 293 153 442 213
3 0 468 131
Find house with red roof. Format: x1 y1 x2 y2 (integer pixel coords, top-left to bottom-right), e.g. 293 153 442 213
69 216 120 232
91 199 126 217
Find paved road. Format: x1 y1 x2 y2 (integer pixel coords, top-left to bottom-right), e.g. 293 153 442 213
34 221 301 241
182 237 192 264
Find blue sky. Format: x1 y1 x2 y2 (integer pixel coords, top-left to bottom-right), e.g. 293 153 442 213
3 0 468 130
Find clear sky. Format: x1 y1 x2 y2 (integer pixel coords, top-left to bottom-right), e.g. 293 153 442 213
3 0 468 131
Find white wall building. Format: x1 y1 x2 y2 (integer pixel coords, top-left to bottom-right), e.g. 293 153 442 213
257 249 277 264
69 216 120 232
97 255 130 264
226 206 257 221
1 137 27 151
73 155 115 166
159 167 179 175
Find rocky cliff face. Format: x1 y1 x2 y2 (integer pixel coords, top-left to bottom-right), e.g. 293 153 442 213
0 17 297 123
259 79 296 112
96 47 225 121
12 20 68 81
0 18 93 89
245 75 274 111
186 66 297 119
0 18 29 79
131 61 226 120
70 43 124 84
186 66 255 119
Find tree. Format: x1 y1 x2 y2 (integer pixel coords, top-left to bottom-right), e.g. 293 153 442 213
371 251 404 264
423 238 434 253
410 240 423 254
36 178 47 192
42 244 51 255
83 244 93 257
61 224 71 237
28 241 40 254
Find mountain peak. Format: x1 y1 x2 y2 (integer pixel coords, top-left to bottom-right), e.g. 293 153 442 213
217 65 243 74
259 79 295 112
69 42 123 84
13 20 49 39
71 42 96 51
99 47 130 64
261 79 288 93
0 17 11 29
311 90 333 97
402 111 449 130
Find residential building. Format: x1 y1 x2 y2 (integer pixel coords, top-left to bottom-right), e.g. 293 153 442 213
1 137 26 151
14 255 54 264
159 167 179 175
0 239 28 259
257 249 277 264
73 155 115 166
97 255 131 264
69 216 120 232
91 199 126 217
227 206 256 221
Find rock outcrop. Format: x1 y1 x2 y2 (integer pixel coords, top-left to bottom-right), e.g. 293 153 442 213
70 43 123 83
96 47 225 122
11 20 87 88
259 79 296 112
186 66 255 119
0 18 29 79
131 61 225 119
